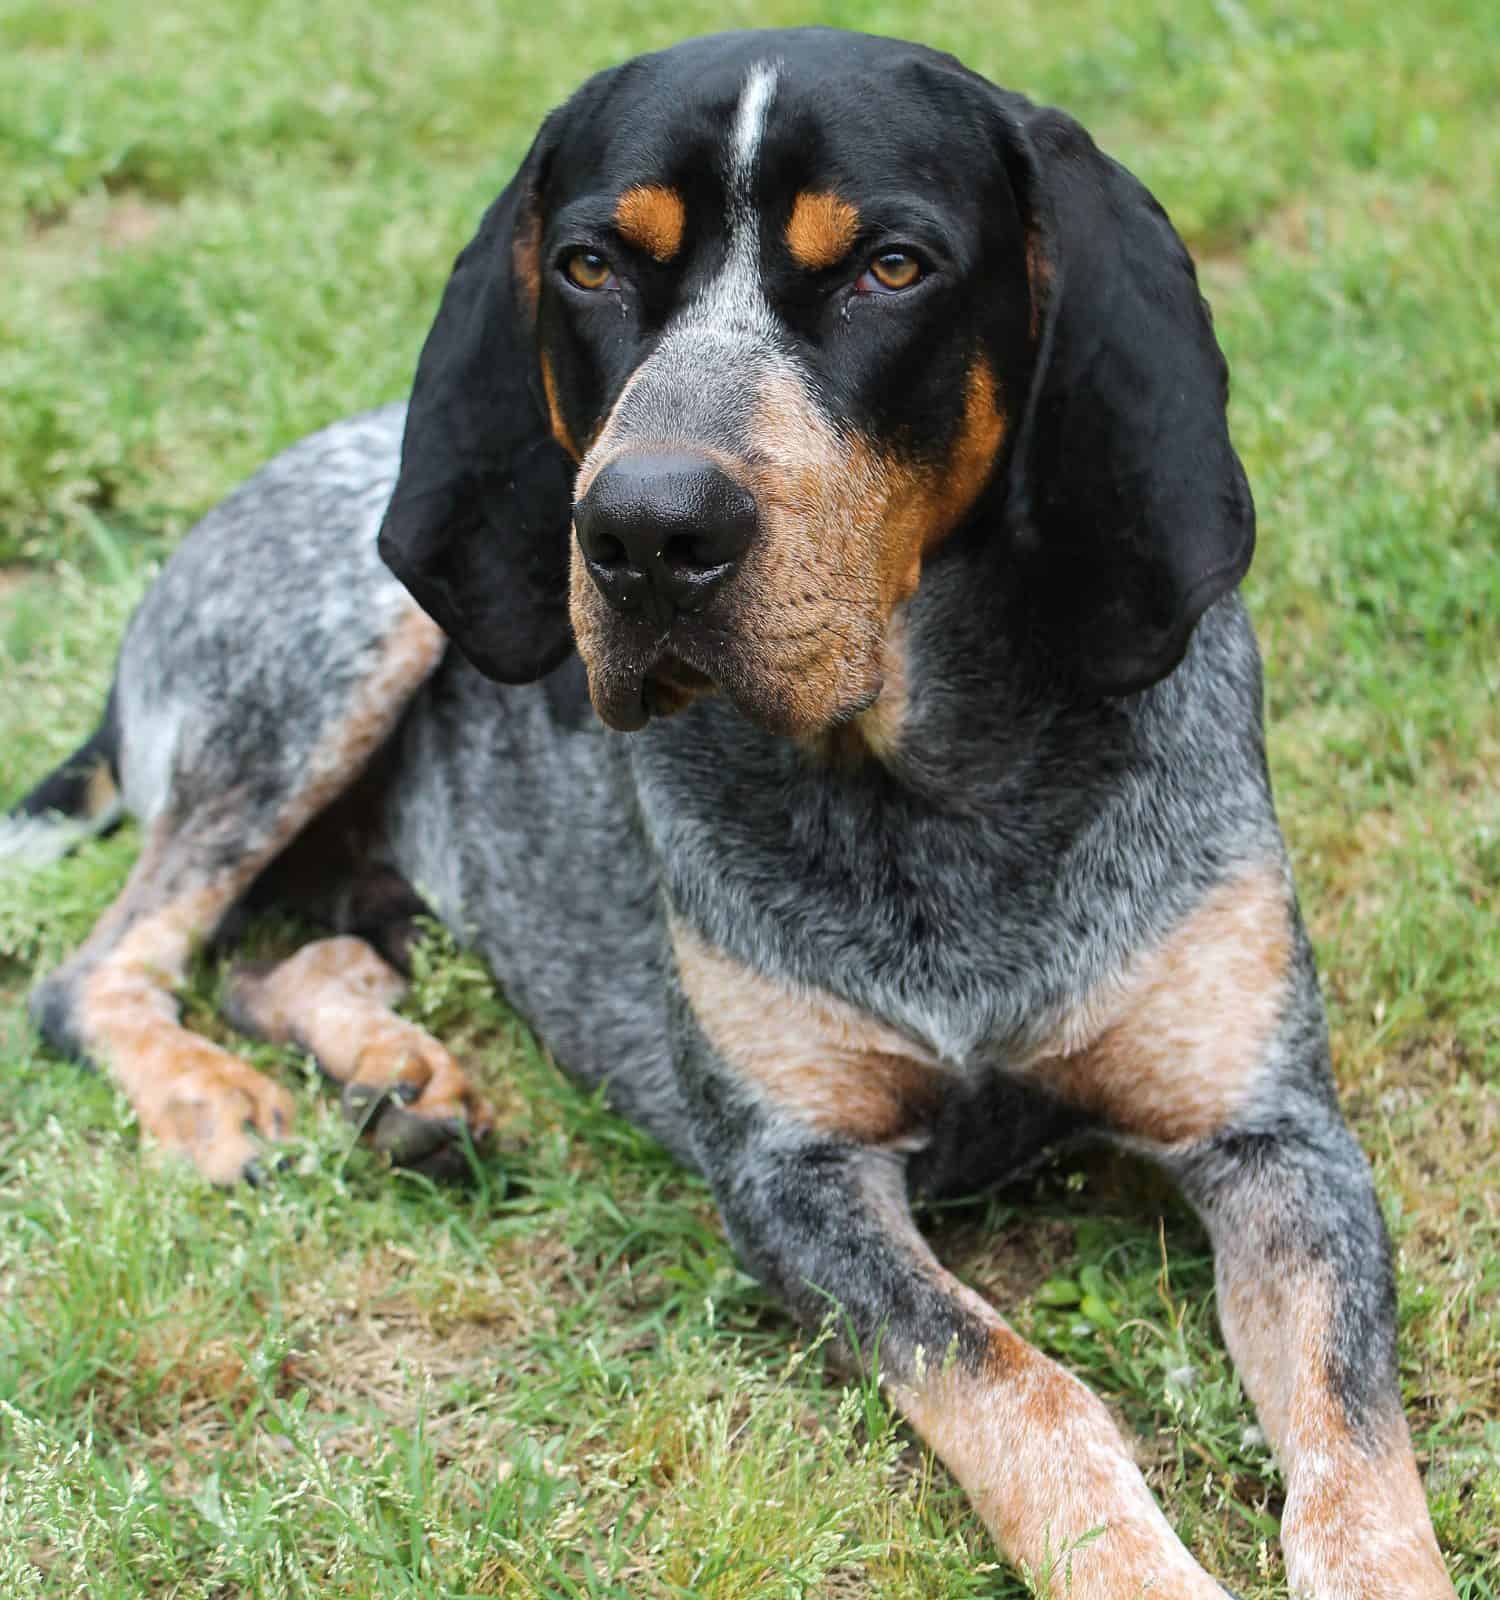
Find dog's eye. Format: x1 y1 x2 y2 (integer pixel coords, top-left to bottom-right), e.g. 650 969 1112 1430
856 251 923 293
563 251 616 291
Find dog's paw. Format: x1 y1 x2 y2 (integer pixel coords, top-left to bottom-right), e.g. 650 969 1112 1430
141 1042 297 1185
339 1029 497 1179
226 940 496 1181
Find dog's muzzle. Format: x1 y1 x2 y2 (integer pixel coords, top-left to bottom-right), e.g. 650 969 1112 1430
574 450 757 631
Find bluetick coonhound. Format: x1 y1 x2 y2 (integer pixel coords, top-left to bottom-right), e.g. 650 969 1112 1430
5 28 1454 1600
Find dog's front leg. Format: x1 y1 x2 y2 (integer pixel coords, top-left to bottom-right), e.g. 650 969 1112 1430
670 925 1228 1600
697 1126 1226 1599
1169 1107 1454 1600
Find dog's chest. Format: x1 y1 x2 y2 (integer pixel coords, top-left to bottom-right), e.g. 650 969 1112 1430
632 718 1155 1075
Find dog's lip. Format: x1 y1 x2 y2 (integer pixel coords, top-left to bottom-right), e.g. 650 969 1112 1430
648 656 714 693
593 669 651 732
585 619 725 731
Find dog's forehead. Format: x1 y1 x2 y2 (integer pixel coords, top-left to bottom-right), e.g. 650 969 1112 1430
547 29 992 222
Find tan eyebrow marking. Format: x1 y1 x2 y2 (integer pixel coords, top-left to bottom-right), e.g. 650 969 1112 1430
614 184 686 263
785 191 860 270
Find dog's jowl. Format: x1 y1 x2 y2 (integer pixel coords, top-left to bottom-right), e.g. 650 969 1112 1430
6 28 1454 1600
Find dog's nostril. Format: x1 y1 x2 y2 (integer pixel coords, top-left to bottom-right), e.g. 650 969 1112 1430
577 450 758 619
661 532 721 571
591 531 628 568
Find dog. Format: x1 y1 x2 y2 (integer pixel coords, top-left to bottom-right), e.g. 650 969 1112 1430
3 28 1455 1600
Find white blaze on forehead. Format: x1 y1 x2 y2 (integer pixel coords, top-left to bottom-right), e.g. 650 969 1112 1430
682 59 782 344
729 60 779 196
598 58 791 443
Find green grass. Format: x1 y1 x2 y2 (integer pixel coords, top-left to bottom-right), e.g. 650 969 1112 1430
2 0 1498 1593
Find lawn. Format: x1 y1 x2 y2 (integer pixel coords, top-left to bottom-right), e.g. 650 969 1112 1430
1 0 1497 1595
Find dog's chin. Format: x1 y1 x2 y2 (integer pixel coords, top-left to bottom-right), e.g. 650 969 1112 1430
586 657 711 732
581 635 884 741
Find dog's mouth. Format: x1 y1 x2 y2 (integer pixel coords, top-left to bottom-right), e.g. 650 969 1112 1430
585 624 726 733
580 603 888 739
640 655 716 723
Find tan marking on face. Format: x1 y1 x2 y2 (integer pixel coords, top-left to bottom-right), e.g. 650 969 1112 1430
1216 1264 1454 1598
850 607 911 761
641 657 716 720
228 937 496 1136
813 609 911 767
1021 862 1293 1143
569 351 1004 737
889 356 1009 583
1023 227 1051 340
785 191 859 270
512 204 542 316
70 602 447 1183
539 351 581 462
614 184 686 263
672 919 945 1146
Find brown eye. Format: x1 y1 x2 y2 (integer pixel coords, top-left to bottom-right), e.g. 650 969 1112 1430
858 251 923 293
564 251 615 291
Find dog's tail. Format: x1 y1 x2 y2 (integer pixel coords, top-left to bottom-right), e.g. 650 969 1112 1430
1 698 124 873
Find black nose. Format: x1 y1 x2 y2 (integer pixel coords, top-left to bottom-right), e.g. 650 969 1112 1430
574 451 757 626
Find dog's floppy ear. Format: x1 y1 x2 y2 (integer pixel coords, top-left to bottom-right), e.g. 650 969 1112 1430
378 118 575 683
993 99 1255 696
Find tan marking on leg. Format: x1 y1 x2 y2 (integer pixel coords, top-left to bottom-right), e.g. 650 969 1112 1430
78 867 296 1184
614 184 686 263
298 603 447 803
1023 862 1293 1143
847 1161 1225 1598
1217 1263 1453 1599
672 920 945 1147
228 936 496 1140
69 601 447 1183
540 351 582 463
898 1327 1226 1599
785 191 859 270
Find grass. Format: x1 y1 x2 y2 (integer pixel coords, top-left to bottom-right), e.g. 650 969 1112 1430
1 0 1497 1593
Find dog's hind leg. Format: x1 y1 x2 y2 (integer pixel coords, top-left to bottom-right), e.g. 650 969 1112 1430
225 935 496 1179
28 599 448 1184
30 809 299 1184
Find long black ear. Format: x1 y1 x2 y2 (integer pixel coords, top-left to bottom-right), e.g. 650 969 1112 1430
994 99 1255 696
378 123 575 683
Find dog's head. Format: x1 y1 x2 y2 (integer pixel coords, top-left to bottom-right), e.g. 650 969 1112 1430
379 29 1253 735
